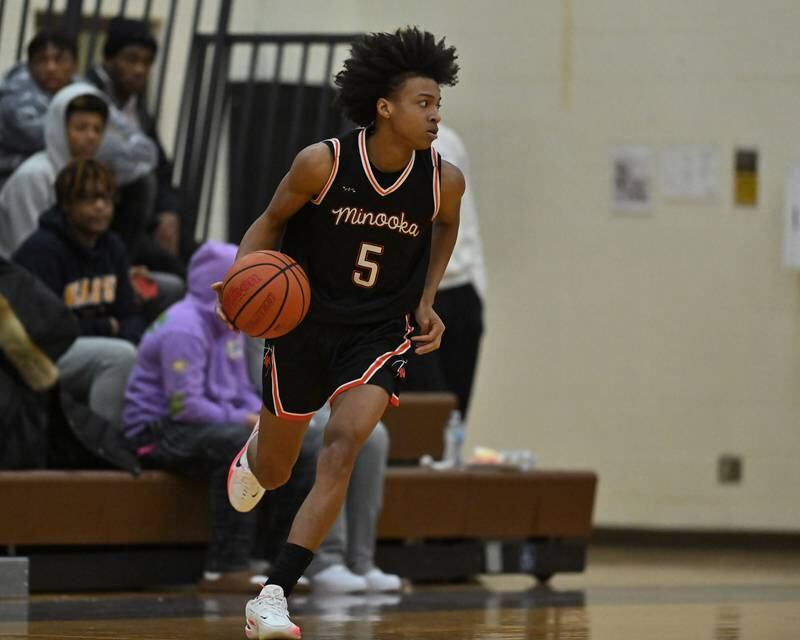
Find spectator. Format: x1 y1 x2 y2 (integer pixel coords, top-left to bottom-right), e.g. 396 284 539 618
13 158 143 429
0 81 156 258
0 81 180 318
122 241 264 592
405 123 486 421
0 28 78 189
0 256 140 472
87 16 185 272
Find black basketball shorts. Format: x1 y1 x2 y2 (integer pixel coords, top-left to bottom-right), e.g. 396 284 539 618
261 314 413 420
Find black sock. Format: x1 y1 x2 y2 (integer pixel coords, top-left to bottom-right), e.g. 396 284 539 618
266 543 314 597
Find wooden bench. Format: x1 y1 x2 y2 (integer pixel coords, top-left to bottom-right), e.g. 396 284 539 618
381 391 457 462
0 467 596 590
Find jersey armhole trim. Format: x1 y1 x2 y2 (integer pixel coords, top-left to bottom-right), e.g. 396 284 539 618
311 138 341 205
431 147 441 220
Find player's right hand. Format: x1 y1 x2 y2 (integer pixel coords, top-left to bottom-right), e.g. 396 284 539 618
210 281 238 332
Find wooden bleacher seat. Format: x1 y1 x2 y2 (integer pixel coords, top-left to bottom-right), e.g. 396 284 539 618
0 467 595 546
382 391 457 463
0 466 596 589
0 393 597 589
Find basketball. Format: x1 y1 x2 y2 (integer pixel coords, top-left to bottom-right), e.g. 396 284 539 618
220 250 311 339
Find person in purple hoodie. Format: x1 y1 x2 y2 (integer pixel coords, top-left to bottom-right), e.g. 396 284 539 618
121 241 263 592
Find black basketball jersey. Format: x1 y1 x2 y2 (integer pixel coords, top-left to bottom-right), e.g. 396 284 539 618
281 127 442 325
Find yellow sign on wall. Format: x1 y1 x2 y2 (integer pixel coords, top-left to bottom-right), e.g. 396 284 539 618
734 148 758 207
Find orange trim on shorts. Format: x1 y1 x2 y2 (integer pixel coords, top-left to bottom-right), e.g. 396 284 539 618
270 350 316 421
311 138 341 205
327 315 414 406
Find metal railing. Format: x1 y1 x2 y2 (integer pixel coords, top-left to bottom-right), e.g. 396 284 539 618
177 29 358 242
0 0 196 123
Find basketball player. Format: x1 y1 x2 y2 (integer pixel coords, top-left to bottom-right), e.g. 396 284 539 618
217 27 463 639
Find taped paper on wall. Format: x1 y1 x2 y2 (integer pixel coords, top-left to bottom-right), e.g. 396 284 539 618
783 164 800 269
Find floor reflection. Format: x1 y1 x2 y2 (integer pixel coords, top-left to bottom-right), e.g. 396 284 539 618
4 546 800 640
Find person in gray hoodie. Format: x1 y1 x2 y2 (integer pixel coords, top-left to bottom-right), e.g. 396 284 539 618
0 29 78 189
0 82 157 259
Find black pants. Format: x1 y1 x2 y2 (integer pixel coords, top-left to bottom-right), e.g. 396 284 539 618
132 419 256 573
404 283 484 418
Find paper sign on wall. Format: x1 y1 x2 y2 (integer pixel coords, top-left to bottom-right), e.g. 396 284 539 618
611 145 653 215
661 145 720 201
783 164 800 269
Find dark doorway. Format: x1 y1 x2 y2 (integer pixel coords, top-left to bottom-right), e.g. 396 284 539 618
227 81 349 242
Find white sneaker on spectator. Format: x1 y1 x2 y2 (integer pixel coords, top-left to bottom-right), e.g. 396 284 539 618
311 564 367 593
228 426 265 513
245 584 301 639
362 568 402 592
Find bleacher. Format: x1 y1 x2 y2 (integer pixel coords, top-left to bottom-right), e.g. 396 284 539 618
0 393 596 592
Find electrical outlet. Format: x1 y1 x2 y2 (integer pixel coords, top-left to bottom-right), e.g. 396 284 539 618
718 455 743 484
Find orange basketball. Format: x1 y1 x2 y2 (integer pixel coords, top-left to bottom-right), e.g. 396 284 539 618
221 250 311 339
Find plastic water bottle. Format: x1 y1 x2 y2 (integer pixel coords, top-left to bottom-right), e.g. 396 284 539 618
443 410 465 468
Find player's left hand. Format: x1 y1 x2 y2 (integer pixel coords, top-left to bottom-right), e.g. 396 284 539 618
412 303 445 355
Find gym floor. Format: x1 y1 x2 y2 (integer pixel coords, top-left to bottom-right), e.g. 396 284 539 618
1 545 798 639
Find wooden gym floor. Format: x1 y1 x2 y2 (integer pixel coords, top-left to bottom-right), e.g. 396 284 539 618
1 545 798 639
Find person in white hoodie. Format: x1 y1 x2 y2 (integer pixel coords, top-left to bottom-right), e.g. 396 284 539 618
404 123 487 422
0 81 156 259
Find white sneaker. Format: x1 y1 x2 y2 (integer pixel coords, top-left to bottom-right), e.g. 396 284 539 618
245 584 301 639
310 564 367 593
362 568 402 592
228 426 265 513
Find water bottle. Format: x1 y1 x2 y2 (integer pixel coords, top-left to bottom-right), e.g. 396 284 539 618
443 410 465 468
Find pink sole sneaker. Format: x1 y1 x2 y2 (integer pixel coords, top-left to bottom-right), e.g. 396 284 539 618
227 426 265 513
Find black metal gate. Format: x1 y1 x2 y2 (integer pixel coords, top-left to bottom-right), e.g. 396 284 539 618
175 19 358 243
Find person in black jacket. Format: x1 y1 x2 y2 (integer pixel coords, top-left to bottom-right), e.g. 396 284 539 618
0 256 140 472
85 16 185 275
14 158 143 429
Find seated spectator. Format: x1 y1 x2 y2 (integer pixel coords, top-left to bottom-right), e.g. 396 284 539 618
13 158 143 429
122 241 264 592
87 17 186 274
0 81 155 257
0 256 139 472
0 81 181 317
304 406 401 593
0 28 78 189
404 123 486 423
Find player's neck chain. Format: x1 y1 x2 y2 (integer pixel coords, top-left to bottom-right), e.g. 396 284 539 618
330 206 421 238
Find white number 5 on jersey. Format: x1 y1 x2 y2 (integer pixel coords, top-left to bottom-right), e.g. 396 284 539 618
352 242 384 288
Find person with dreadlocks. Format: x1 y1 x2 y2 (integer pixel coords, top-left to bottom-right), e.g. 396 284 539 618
13 158 143 430
217 26 463 638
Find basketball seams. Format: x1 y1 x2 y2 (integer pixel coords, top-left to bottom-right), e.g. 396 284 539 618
221 261 288 299
257 251 311 333
284 264 309 326
231 263 295 326
222 249 311 339
254 271 290 338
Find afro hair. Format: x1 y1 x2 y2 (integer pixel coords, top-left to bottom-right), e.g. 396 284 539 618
334 26 459 126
